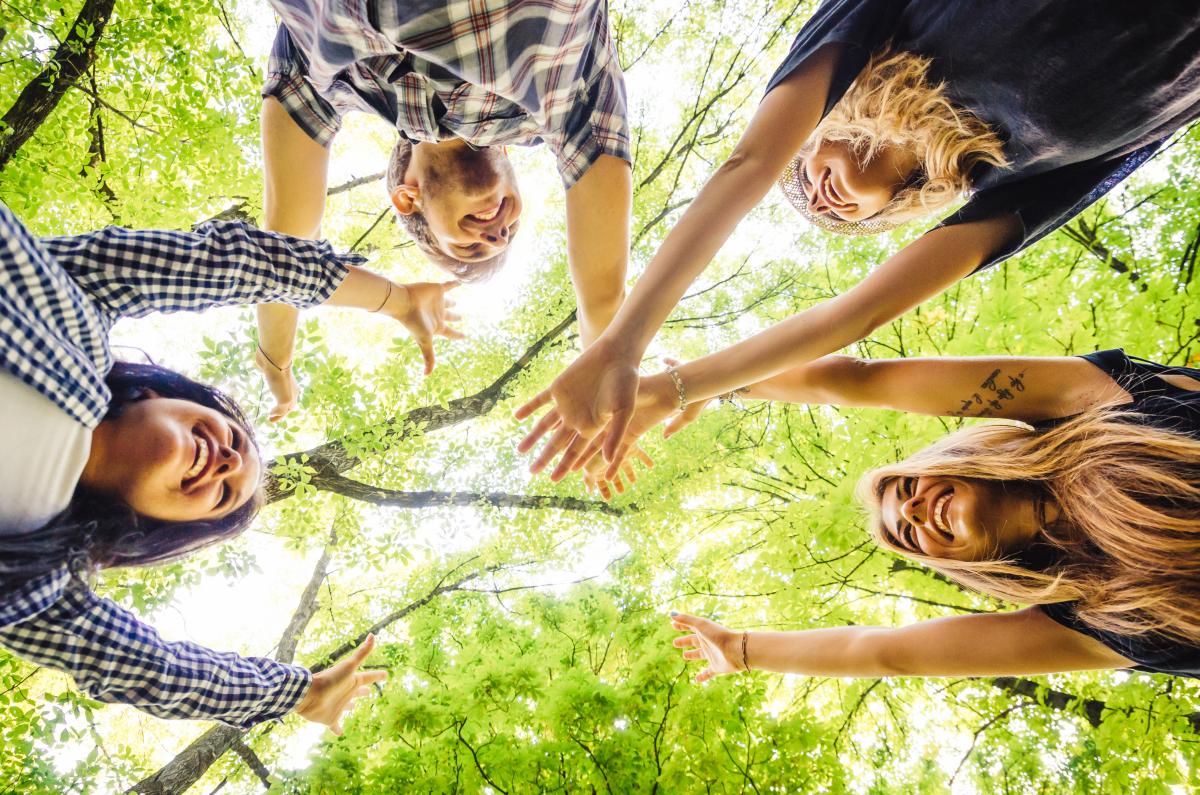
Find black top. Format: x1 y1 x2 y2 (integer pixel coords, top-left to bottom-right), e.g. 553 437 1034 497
1037 349 1200 678
767 0 1200 270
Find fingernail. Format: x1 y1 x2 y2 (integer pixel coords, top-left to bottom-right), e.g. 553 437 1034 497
669 610 679 617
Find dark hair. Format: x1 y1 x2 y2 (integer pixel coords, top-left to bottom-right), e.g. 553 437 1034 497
0 361 263 594
386 137 509 283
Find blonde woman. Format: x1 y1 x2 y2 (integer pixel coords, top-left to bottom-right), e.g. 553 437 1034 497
663 348 1200 680
516 1 1200 477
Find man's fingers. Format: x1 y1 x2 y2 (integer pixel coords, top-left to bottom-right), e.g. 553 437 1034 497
517 409 561 453
514 388 553 420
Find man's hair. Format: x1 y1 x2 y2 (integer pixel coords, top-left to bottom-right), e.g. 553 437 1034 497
858 409 1200 645
386 138 508 283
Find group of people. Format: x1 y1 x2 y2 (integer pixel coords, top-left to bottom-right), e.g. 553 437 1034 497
2 0 1199 740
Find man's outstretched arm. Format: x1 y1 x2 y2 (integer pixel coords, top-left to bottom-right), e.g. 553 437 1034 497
257 96 331 421
565 154 632 346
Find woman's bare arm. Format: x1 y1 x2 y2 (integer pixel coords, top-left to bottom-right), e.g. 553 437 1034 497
671 608 1130 681
744 353 1132 422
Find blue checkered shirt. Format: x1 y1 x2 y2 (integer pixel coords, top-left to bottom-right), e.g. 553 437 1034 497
263 0 631 186
0 203 359 727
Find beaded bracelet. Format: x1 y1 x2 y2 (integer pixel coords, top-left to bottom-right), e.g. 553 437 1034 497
665 365 687 411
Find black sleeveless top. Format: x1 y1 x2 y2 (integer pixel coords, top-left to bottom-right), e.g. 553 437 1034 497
767 0 1200 271
1035 349 1200 678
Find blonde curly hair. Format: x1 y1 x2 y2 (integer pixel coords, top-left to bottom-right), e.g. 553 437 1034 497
783 49 1009 232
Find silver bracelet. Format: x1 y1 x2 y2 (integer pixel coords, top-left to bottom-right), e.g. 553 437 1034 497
665 365 687 411
719 386 751 405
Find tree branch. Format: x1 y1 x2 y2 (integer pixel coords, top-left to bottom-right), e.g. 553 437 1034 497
309 471 627 515
0 0 118 171
228 739 271 790
327 171 385 196
128 527 338 794
265 310 577 502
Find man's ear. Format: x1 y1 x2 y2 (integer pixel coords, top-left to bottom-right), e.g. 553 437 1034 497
390 184 421 216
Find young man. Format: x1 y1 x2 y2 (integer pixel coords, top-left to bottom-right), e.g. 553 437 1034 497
255 0 633 420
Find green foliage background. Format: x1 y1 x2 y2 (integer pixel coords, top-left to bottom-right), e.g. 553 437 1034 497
1 0 1199 792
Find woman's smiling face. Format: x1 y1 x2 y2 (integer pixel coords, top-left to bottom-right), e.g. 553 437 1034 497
878 475 1045 561
82 396 261 522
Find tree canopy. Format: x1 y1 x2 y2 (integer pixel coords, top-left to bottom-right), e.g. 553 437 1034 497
2 0 1199 793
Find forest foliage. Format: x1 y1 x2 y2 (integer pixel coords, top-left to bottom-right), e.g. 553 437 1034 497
2 0 1199 793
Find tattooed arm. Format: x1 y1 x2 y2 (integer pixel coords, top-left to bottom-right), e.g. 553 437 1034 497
738 354 1132 422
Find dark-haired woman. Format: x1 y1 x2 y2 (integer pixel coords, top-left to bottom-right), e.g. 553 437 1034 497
0 203 457 728
517 1 1200 476
660 348 1200 680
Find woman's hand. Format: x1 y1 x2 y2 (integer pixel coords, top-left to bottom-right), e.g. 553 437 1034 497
670 612 745 683
378 281 465 375
515 337 642 472
580 445 654 500
255 344 299 423
295 635 388 736
570 367 713 481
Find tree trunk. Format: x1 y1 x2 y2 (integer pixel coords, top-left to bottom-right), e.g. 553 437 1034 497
0 0 117 171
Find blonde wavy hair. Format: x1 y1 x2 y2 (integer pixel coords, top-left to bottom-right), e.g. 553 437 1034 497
796 48 1009 229
857 410 1200 644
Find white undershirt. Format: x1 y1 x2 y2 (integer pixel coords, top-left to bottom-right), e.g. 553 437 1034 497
0 371 92 533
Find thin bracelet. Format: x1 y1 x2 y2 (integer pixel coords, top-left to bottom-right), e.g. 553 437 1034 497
665 365 687 411
257 343 290 371
741 631 750 672
719 386 751 405
371 280 394 313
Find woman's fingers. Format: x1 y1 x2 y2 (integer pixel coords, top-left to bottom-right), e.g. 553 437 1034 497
672 634 699 649
530 425 578 474
359 669 388 685
550 432 599 480
682 649 705 661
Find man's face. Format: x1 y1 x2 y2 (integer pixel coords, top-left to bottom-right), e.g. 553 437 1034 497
405 144 523 263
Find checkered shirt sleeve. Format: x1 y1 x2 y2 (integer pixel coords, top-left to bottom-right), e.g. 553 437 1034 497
263 24 345 147
0 574 311 729
0 204 114 429
39 221 360 321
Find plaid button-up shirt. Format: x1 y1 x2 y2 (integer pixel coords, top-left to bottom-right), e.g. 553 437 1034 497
0 203 359 727
263 0 631 187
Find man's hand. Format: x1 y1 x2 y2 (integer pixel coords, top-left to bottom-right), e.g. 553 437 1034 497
295 635 388 735
255 343 299 423
378 280 465 375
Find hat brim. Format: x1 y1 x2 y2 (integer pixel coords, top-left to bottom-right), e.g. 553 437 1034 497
777 157 899 237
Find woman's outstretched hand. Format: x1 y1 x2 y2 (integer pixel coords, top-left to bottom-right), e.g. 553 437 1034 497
670 612 745 683
515 338 642 473
255 344 299 423
379 281 466 375
295 634 388 735
551 365 712 483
